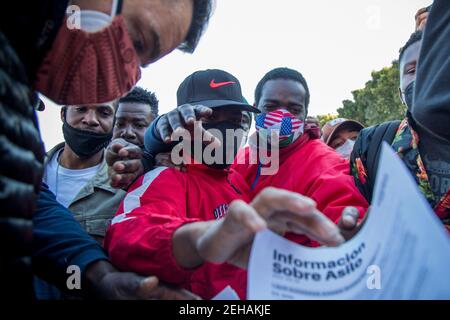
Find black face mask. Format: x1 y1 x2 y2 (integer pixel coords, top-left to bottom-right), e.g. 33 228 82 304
403 81 415 110
199 121 245 170
62 122 112 159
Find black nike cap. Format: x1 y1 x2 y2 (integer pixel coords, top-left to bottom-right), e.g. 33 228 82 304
176 69 260 113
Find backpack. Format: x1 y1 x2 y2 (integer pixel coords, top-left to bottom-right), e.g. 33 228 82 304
351 120 401 203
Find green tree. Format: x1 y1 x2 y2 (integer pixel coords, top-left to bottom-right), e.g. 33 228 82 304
337 60 406 127
316 114 338 128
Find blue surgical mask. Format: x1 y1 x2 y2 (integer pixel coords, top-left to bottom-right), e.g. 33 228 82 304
335 139 355 160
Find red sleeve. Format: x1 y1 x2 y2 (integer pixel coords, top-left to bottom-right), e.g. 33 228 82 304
288 143 369 247
104 167 201 285
306 160 368 225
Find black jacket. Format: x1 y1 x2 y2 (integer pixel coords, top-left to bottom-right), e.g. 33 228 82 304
0 0 109 300
412 0 450 143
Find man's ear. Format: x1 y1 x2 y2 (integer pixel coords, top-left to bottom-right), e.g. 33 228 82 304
61 106 67 122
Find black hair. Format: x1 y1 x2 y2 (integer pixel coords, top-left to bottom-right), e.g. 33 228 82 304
399 30 423 63
254 67 310 110
178 0 213 53
119 86 159 117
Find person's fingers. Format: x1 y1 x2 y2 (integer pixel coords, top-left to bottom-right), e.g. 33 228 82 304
339 207 369 241
105 148 119 166
110 175 123 189
135 276 160 299
155 153 171 161
251 187 316 219
110 142 125 154
124 159 143 176
155 153 178 168
106 139 129 165
225 200 267 234
285 209 344 246
117 148 129 158
178 104 197 125
263 207 344 246
338 206 360 230
250 188 343 246
197 200 266 265
102 272 201 300
145 281 201 300
109 138 129 152
167 111 185 135
156 159 170 167
415 7 428 18
116 173 140 187
227 242 253 269
113 159 143 174
117 144 142 160
194 105 213 118
416 16 428 31
111 177 133 190
162 160 173 167
168 105 218 148
415 8 429 30
219 201 268 268
156 116 172 143
112 161 126 173
180 104 213 130
169 162 184 170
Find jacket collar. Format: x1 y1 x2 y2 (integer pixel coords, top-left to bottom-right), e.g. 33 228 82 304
45 143 117 201
71 157 117 204
185 162 232 177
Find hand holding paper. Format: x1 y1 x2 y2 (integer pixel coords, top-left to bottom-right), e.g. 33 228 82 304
196 188 344 269
248 144 450 299
338 206 369 240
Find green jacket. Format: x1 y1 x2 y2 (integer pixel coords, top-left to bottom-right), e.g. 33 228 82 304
45 143 126 240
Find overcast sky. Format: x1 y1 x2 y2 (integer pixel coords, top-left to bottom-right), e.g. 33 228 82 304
38 0 431 150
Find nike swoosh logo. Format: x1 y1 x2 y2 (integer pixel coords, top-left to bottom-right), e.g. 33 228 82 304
209 80 236 88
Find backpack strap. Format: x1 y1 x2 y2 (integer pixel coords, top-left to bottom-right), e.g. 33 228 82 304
365 120 401 201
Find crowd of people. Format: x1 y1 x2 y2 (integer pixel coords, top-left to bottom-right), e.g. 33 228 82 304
0 0 448 300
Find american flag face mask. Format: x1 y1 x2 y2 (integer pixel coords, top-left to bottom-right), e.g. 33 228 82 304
255 109 304 147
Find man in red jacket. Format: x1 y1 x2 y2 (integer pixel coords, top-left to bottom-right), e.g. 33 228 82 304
105 69 346 300
136 67 369 242
234 67 368 245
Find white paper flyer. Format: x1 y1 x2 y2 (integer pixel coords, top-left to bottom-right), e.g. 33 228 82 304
248 143 450 299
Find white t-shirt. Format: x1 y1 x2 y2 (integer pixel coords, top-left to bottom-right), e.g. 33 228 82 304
44 149 102 208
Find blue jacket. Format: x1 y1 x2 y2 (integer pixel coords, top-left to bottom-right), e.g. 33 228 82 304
33 183 108 297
